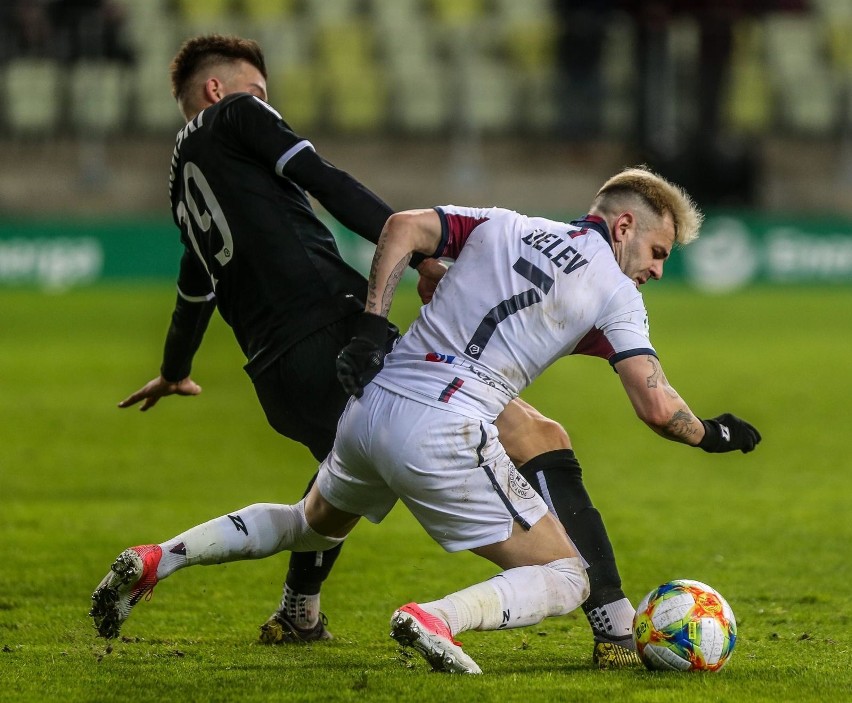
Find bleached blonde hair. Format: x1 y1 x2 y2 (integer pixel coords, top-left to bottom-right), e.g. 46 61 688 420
591 165 703 246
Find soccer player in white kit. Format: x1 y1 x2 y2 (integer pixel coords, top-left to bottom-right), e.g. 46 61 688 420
90 167 760 674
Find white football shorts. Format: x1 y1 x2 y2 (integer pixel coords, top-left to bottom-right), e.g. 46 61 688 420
316 383 550 552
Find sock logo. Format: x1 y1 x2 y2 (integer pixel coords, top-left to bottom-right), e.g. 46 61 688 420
169 542 187 556
499 609 511 628
228 514 248 535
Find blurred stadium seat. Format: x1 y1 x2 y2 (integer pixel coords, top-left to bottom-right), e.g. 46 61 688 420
176 0 232 32
725 19 772 135
369 0 422 31
371 3 447 132
4 58 61 136
0 0 850 220
305 0 360 26
316 20 376 73
388 64 448 132
69 62 127 134
136 59 184 133
241 0 297 22
461 56 515 132
764 12 836 134
273 64 321 130
430 0 486 28
0 0 845 142
4 59 61 135
496 0 556 133
326 65 386 132
599 16 636 136
252 20 310 78
315 19 385 132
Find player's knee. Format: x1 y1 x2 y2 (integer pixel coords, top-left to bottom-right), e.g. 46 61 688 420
501 408 571 465
290 527 345 553
531 415 570 451
545 557 591 615
267 499 348 553
292 499 347 552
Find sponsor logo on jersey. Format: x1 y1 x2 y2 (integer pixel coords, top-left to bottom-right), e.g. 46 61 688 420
425 352 456 363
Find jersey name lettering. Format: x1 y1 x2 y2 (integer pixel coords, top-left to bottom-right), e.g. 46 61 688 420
176 110 203 149
169 111 204 195
520 228 589 275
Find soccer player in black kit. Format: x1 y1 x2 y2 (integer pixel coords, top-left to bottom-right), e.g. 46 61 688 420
99 34 641 668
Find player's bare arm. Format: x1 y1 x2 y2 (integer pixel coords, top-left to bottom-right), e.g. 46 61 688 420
614 354 703 445
365 210 443 317
644 355 680 399
662 408 702 444
337 209 443 398
367 234 409 317
615 354 760 453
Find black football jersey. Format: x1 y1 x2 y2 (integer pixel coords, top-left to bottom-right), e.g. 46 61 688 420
167 92 391 378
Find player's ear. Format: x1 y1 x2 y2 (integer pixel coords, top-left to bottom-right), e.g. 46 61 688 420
612 212 635 242
204 77 224 104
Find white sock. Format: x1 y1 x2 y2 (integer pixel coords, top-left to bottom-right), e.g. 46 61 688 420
586 597 635 639
155 500 344 580
279 583 320 629
420 557 589 636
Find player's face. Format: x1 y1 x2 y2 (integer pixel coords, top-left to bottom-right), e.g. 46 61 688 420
617 213 675 288
218 60 268 103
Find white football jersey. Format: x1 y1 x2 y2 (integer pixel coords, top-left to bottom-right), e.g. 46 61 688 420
374 205 656 420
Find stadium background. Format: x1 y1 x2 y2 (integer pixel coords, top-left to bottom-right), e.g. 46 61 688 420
2 5 852 699
2 0 852 292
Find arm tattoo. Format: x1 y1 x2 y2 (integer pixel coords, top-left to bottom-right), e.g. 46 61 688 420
645 356 662 388
366 234 386 307
367 234 411 316
380 257 409 316
664 409 700 442
646 356 680 399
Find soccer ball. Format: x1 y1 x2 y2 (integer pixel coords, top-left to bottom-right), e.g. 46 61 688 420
632 579 737 672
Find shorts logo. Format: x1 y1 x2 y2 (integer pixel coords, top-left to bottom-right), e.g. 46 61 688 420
508 466 534 499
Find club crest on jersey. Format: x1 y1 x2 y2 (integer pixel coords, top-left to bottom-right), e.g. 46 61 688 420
425 352 456 363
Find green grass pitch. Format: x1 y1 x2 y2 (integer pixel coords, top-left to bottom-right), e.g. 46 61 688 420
1 282 850 702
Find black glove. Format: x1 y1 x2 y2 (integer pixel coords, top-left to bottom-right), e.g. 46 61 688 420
698 413 762 453
336 312 389 398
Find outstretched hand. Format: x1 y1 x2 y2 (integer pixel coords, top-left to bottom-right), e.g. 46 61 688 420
118 375 202 411
698 413 761 453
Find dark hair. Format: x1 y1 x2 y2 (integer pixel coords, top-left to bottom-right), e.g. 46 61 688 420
170 34 267 103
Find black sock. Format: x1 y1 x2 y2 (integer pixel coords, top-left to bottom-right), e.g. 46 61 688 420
285 544 343 596
284 471 343 596
518 448 626 613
